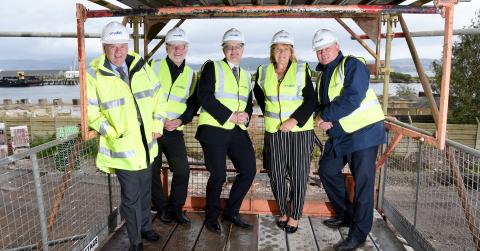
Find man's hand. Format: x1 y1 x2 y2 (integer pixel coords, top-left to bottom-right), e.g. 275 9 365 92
236 112 249 125
165 119 182 131
229 112 249 125
152 132 162 140
229 112 239 124
316 117 332 131
279 118 298 132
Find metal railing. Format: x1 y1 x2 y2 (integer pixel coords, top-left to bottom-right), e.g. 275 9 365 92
380 122 480 251
3 115 480 250
0 135 121 251
0 116 327 250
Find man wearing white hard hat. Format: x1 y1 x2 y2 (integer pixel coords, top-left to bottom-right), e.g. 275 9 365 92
87 21 166 251
149 27 199 225
196 28 256 234
254 30 316 234
312 29 385 251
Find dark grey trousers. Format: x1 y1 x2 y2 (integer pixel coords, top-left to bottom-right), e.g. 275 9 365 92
116 166 153 246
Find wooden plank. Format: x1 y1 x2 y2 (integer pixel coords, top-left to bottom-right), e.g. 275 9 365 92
144 214 177 250
194 217 232 251
339 226 377 251
100 225 130 251
163 212 204 250
225 214 258 251
257 214 287 251
286 217 317 251
310 216 342 251
369 211 407 251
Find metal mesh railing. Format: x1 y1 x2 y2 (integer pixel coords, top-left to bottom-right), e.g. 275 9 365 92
0 115 327 250
0 135 121 251
4 115 480 250
381 126 480 251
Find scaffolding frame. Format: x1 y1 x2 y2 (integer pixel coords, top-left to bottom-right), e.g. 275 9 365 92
75 0 459 216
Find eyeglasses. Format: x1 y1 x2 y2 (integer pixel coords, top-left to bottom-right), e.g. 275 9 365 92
273 47 291 54
224 44 244 51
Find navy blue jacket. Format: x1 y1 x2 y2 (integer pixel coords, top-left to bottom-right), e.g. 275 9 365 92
316 52 385 157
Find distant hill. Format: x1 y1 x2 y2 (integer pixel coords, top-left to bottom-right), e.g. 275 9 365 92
0 57 436 76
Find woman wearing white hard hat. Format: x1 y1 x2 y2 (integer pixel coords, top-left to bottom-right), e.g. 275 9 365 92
254 30 316 233
313 29 385 250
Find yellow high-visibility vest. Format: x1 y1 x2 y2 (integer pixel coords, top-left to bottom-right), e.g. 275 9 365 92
87 51 167 173
317 56 384 133
151 58 196 131
257 62 314 133
198 61 252 130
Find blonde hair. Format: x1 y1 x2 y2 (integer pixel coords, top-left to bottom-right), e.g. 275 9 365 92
269 44 297 66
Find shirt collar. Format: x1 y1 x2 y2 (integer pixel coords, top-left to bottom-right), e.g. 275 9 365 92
225 59 239 69
109 61 128 76
166 56 185 71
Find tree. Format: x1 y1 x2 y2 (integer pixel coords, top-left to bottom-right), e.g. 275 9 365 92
432 10 480 123
395 84 415 97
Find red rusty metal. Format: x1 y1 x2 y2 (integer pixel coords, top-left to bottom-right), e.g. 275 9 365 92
336 18 377 60
76 4 93 141
352 17 380 45
375 132 403 171
85 5 439 19
437 3 455 150
384 120 437 147
183 197 335 217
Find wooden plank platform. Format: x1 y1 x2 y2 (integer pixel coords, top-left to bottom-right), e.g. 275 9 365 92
100 212 407 251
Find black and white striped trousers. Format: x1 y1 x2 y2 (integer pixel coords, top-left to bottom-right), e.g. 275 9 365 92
264 130 315 220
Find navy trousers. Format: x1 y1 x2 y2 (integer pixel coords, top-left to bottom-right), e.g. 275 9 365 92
200 129 256 222
151 133 190 212
318 145 378 242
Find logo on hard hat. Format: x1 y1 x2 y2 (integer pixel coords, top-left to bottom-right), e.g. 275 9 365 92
316 38 324 43
109 31 123 36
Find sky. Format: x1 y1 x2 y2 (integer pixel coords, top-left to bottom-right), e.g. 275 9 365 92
0 0 479 65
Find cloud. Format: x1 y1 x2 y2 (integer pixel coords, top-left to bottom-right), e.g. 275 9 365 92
0 0 479 66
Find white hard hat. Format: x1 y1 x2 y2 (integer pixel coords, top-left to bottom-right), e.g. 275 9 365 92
271 30 294 46
101 21 130 44
312 29 338 51
165 27 189 44
222 28 245 44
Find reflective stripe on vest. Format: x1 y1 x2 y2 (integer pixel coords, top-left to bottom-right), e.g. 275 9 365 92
264 111 294 119
88 51 160 174
258 62 313 133
88 98 99 106
154 59 195 131
319 56 384 133
101 98 125 110
99 146 135 158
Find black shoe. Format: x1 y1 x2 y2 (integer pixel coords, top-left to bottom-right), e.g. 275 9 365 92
285 224 298 233
128 243 143 251
323 218 350 228
141 230 160 242
205 220 222 234
170 210 191 224
222 214 253 229
276 219 288 229
334 237 364 251
157 210 173 223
